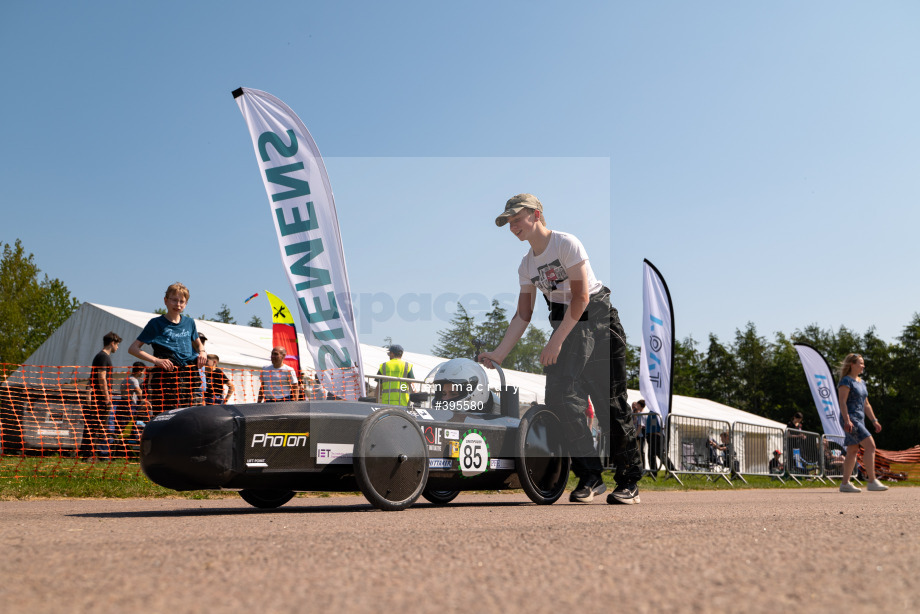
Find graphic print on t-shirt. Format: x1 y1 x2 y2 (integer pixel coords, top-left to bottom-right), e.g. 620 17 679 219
531 259 569 294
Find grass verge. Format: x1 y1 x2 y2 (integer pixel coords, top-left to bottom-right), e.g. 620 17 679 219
1 457 917 500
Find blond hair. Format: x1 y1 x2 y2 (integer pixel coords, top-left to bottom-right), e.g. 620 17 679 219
838 353 862 380
165 282 190 301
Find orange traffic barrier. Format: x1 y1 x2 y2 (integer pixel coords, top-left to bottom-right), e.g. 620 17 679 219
0 363 366 480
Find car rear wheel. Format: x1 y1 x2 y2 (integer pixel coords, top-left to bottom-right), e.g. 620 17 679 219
354 409 428 511
516 404 571 505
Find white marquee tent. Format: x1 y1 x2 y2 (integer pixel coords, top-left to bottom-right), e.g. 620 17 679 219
13 303 549 404
14 303 786 430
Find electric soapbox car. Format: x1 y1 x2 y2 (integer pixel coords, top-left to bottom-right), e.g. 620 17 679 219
140 360 571 511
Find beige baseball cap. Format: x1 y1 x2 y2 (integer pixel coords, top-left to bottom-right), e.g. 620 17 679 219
495 193 544 227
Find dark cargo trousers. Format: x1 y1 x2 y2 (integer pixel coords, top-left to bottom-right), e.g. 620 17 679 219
544 290 643 487
148 364 199 416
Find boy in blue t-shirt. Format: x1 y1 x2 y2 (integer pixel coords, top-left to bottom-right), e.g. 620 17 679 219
129 282 207 415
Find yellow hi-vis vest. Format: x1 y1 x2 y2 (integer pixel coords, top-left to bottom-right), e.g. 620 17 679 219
379 358 412 406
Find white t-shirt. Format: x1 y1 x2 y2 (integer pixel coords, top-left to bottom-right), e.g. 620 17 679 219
518 231 603 305
260 364 298 400
120 376 141 405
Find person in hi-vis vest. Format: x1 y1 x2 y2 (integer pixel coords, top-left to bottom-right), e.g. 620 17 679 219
376 345 416 406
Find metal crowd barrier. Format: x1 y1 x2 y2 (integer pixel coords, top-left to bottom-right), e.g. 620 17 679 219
589 413 858 488
784 427 827 485
822 434 847 485
731 421 786 485
664 414 733 486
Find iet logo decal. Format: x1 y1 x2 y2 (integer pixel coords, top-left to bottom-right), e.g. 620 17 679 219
316 443 353 465
251 432 309 448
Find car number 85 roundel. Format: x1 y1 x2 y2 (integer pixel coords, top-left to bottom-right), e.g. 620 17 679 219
459 431 489 477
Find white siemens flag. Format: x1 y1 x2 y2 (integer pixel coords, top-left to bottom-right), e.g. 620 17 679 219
639 260 674 426
234 87 365 399
793 343 844 438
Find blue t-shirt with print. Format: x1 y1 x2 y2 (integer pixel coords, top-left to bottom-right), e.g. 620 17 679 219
137 315 199 366
839 375 867 418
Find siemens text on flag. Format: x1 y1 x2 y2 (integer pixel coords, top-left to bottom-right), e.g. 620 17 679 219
234 87 365 399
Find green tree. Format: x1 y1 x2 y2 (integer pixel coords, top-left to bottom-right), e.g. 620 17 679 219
474 301 509 353
504 326 548 374
760 332 813 426
627 336 702 396
432 304 477 359
732 322 769 415
432 302 548 374
886 314 920 449
0 239 80 364
248 315 264 328
212 304 236 324
860 327 894 401
793 323 861 368
625 342 640 389
672 336 702 397
697 334 739 407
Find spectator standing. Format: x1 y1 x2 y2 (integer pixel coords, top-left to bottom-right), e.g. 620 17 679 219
645 410 665 474
786 411 806 443
785 411 809 467
204 354 234 405
377 345 416 406
128 282 207 415
193 333 208 405
114 361 151 452
479 194 642 505
632 400 647 470
119 362 149 414
81 331 121 459
837 353 888 493
258 346 300 402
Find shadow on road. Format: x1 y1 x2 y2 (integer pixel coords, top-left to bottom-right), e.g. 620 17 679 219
68 499 530 518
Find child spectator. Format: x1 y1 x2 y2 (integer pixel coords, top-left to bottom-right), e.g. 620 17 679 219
128 282 206 415
769 449 784 474
205 354 234 404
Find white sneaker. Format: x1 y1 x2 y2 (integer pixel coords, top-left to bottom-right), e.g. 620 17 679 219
839 482 861 493
867 479 889 492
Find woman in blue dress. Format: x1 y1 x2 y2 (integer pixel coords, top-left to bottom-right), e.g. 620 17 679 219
837 353 888 493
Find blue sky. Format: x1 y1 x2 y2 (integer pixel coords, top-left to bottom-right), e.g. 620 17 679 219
2 1 919 358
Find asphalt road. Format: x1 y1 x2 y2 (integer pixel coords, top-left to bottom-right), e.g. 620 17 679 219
1 488 917 613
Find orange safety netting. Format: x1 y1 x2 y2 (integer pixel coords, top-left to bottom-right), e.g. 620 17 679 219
0 363 365 480
874 446 920 481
